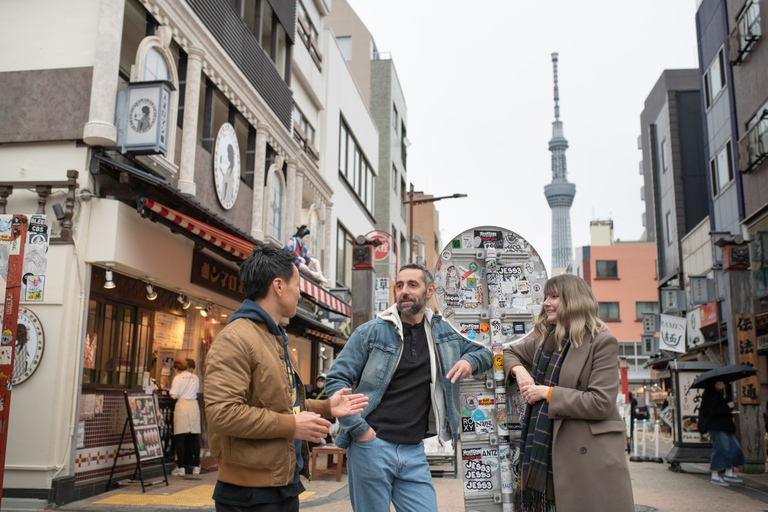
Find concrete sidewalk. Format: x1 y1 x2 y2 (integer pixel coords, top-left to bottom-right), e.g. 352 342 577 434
5 448 768 511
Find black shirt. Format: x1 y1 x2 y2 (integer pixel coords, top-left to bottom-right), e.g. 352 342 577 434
366 317 432 445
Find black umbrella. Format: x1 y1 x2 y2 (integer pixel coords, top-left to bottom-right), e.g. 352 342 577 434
690 364 757 389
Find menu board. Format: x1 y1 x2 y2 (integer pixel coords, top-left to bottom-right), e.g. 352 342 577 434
125 392 164 461
154 312 186 350
675 370 708 445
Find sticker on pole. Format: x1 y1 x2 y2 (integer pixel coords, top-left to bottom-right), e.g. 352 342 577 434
433 226 548 345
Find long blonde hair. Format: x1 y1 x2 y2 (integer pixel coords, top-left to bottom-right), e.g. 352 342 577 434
533 274 607 349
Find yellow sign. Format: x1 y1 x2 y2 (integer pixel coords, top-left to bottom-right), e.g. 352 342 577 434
493 354 504 371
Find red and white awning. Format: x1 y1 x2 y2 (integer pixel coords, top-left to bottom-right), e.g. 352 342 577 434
143 199 252 259
142 198 351 317
300 278 351 317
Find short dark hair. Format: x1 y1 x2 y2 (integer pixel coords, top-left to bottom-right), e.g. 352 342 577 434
240 244 296 300
185 358 196 370
399 263 434 287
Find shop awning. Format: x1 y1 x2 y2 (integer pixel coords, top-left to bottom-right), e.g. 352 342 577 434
300 278 351 317
142 198 252 259
92 152 351 318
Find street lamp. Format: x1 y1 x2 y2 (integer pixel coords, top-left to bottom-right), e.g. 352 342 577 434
402 183 468 264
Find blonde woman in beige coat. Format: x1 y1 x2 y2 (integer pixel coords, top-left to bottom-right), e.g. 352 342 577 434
504 274 633 512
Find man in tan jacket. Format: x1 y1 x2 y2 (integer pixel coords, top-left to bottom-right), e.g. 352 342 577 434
205 245 367 512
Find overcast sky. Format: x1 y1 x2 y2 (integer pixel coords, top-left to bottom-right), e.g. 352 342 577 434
347 0 701 273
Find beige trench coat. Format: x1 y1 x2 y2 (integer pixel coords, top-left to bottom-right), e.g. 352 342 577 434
504 330 634 512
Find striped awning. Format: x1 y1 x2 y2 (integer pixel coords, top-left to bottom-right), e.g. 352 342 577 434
141 198 350 317
300 278 351 317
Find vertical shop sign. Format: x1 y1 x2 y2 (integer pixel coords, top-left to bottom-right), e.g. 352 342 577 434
374 278 390 314
735 314 760 405
0 215 27 504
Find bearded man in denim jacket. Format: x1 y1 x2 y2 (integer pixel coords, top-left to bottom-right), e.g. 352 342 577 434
326 263 492 512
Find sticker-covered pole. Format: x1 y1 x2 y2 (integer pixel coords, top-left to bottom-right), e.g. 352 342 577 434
0 215 28 505
484 246 513 511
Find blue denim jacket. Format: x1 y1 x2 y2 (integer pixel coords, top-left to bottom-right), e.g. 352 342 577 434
326 304 492 448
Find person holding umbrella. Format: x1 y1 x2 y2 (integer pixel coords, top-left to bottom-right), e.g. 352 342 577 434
699 379 746 486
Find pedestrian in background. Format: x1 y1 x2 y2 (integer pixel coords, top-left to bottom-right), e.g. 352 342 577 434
205 245 368 512
169 359 201 476
700 380 745 486
326 263 493 512
504 274 633 512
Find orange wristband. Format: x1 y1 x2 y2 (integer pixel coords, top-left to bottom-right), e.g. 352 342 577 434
546 387 554 403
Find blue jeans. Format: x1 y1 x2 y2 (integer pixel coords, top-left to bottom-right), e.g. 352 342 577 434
709 429 745 471
347 437 437 512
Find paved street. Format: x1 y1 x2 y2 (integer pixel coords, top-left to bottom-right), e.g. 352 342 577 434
8 434 766 512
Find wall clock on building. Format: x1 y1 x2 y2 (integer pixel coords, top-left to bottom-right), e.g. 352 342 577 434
214 123 241 210
0 306 45 385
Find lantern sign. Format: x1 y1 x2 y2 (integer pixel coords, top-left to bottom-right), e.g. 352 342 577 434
119 80 175 156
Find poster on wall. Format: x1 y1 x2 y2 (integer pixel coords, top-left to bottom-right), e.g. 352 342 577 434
154 312 186 350
22 214 49 302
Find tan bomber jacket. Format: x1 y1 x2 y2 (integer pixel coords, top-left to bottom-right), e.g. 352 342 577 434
204 317 332 487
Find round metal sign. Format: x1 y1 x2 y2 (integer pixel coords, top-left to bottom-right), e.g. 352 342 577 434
0 307 45 385
433 226 548 345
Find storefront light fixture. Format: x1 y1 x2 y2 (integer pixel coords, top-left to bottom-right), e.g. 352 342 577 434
104 263 116 290
200 301 211 317
145 278 157 301
177 289 191 310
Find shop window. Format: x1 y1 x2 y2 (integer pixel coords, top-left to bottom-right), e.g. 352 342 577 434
82 299 153 387
268 168 285 241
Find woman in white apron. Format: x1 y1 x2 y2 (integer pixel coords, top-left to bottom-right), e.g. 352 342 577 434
169 359 201 476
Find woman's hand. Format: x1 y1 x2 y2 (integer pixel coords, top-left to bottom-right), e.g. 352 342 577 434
520 384 551 405
512 366 535 389
329 388 369 417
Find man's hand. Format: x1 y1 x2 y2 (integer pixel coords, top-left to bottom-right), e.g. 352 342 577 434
446 359 473 383
329 388 369 417
294 412 331 443
357 427 376 442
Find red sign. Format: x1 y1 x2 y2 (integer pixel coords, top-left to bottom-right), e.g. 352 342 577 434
371 234 391 261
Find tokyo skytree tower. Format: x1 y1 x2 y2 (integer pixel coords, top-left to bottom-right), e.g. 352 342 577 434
544 52 576 271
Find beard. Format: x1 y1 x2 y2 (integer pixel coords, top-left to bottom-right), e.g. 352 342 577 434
396 291 428 316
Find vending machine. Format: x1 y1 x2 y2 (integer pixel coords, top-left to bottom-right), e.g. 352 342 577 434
433 226 548 512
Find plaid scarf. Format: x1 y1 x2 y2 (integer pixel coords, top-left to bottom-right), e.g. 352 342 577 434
516 331 570 512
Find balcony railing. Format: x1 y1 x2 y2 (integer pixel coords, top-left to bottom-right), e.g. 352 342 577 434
293 122 320 162
737 111 768 173
297 15 323 72
730 0 762 64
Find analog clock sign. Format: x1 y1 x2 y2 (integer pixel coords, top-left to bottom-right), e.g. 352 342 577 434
213 123 241 210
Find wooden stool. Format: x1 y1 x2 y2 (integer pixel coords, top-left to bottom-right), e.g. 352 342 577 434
310 445 347 482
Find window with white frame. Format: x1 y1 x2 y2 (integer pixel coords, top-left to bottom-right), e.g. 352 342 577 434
268 170 284 240
704 48 726 109
710 140 734 196
665 211 673 246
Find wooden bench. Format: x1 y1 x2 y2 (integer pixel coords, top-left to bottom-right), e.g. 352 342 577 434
310 445 347 482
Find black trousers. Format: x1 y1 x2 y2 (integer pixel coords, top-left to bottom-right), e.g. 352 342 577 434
174 433 200 468
214 497 299 512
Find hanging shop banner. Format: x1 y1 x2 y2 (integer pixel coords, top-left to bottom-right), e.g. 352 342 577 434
735 314 760 405
374 278 390 314
190 250 244 302
660 314 686 353
676 369 708 445
154 311 186 350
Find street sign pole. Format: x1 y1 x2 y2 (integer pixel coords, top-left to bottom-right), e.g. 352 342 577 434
0 215 28 506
